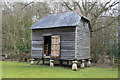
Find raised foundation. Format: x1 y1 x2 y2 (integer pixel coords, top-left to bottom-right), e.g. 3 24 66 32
72 60 78 71
50 60 54 67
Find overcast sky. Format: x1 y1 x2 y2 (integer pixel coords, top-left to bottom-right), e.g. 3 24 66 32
0 0 119 2
1 0 119 16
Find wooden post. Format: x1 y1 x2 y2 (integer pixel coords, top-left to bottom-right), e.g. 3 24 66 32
112 55 115 64
60 60 63 66
67 60 69 66
42 58 44 64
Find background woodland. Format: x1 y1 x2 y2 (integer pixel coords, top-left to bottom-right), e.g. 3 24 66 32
1 0 119 64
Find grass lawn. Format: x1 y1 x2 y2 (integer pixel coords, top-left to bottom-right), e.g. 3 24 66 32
1 61 118 78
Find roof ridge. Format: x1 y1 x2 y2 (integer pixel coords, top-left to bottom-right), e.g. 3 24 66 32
35 10 89 24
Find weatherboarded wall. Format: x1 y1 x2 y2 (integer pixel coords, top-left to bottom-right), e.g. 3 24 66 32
75 18 90 60
31 27 75 60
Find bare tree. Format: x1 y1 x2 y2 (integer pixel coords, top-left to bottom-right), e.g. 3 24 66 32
61 0 118 63
2 2 51 61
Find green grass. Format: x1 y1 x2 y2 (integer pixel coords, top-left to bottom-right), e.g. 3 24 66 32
1 61 118 78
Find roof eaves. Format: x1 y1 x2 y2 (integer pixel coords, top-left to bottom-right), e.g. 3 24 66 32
75 10 90 21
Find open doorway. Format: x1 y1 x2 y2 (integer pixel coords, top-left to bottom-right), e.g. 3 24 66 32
43 35 60 58
44 36 51 56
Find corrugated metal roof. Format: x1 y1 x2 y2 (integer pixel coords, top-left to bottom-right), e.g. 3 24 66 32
30 11 88 29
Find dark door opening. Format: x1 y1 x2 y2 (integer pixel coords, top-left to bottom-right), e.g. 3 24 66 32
44 36 51 56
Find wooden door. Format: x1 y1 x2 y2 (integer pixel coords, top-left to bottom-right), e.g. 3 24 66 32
51 35 60 58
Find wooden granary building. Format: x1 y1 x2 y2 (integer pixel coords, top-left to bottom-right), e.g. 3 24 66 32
30 11 91 64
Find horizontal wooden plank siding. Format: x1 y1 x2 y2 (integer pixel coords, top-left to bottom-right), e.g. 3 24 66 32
32 50 43 54
59 27 75 60
61 46 75 50
75 19 90 60
32 44 42 48
61 41 75 43
31 53 43 58
32 47 43 50
32 41 43 44
31 30 43 58
32 37 43 41
31 27 75 60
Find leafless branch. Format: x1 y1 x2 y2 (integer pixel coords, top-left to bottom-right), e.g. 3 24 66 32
62 2 73 11
22 1 35 10
92 17 117 32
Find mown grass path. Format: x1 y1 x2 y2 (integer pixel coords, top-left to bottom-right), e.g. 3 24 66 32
1 61 118 78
